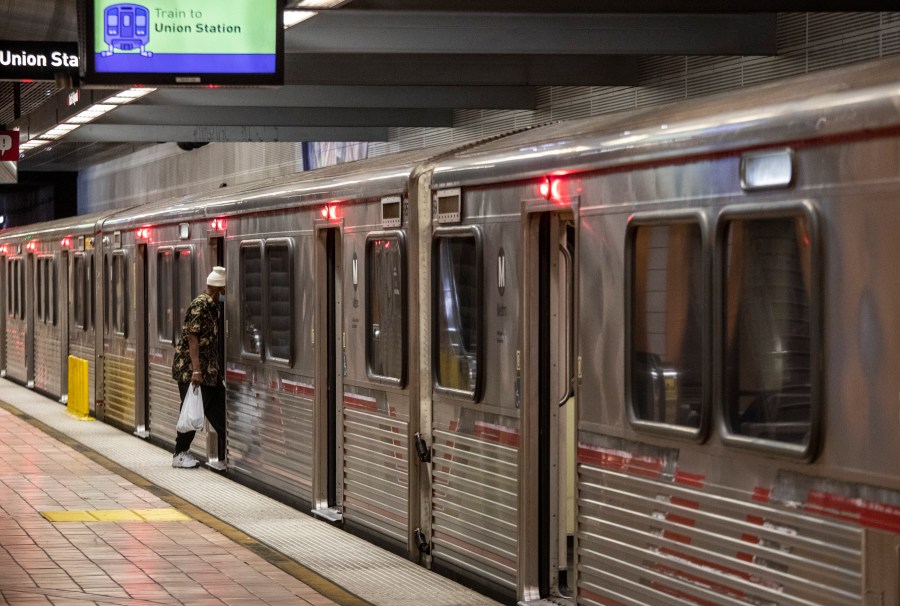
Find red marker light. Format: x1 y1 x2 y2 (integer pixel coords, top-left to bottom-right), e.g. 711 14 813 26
60 237 72 249
26 240 37 252
136 227 152 240
540 176 563 202
210 218 227 231
321 204 339 220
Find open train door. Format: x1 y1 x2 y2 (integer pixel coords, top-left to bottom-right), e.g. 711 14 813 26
313 223 344 522
519 210 576 603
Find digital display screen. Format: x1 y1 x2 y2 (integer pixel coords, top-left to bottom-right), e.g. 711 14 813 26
83 0 283 86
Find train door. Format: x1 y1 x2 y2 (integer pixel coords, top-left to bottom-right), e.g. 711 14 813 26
313 225 344 521
207 235 226 469
520 211 576 602
134 243 149 437
25 251 34 388
58 250 69 401
0 256 5 373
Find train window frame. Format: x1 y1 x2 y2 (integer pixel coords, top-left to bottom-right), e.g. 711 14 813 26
365 230 408 388
714 201 822 460
6 258 12 318
73 253 89 331
156 247 175 345
625 210 711 442
239 240 265 361
35 256 43 324
263 238 294 367
110 251 128 337
17 258 24 320
174 245 194 347
49 256 58 326
431 226 484 402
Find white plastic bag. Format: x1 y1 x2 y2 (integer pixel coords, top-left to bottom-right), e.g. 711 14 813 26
176 385 205 433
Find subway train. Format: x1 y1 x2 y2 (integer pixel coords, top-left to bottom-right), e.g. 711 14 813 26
3 57 900 606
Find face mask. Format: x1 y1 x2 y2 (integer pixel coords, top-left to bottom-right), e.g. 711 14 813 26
218 294 225 303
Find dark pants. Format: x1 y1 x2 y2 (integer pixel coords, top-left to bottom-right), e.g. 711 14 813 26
175 382 226 458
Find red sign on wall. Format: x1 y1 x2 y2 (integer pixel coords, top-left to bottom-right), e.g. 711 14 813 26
0 131 19 162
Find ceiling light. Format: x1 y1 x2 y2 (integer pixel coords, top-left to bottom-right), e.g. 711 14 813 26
41 124 80 140
66 104 116 124
284 10 317 28
293 0 347 7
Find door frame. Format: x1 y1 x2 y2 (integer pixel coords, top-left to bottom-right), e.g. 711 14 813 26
313 222 344 521
518 205 577 602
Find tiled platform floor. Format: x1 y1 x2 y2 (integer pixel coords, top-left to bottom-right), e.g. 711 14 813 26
0 404 341 606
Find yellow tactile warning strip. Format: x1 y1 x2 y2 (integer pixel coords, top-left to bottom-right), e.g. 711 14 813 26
41 508 190 523
0 398 372 606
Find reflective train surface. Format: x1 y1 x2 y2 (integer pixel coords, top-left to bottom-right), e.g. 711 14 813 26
2 57 900 606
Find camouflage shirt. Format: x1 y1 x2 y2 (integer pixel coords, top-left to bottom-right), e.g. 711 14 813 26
172 292 219 385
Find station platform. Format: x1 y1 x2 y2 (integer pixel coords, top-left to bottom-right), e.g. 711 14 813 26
0 379 503 606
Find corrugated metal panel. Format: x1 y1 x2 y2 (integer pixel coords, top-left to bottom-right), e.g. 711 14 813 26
103 352 135 430
148 361 183 452
577 464 862 606
808 12 880 42
808 32 882 72
226 373 314 504
686 58 743 98
430 426 518 590
342 399 409 545
5 324 26 384
777 13 809 51
33 326 62 398
741 52 809 87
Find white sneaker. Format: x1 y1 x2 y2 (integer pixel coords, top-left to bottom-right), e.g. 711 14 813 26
172 452 200 468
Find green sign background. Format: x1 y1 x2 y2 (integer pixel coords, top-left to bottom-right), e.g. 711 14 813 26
93 0 276 54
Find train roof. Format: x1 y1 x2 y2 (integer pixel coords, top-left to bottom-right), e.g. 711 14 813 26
0 209 123 244
431 56 900 189
101 143 467 230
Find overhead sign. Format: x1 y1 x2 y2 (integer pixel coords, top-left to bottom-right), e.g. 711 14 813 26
83 0 283 86
0 41 79 81
0 131 19 162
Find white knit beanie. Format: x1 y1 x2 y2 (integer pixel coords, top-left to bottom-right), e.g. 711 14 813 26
207 266 226 287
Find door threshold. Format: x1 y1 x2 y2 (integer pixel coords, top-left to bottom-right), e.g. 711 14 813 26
518 597 573 606
311 506 343 523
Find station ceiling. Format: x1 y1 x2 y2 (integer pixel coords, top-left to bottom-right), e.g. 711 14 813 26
0 0 873 171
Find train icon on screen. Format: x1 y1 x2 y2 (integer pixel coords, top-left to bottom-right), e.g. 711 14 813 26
101 4 153 57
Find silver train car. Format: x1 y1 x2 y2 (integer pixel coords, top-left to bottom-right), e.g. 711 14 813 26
4 57 900 605
0 211 114 407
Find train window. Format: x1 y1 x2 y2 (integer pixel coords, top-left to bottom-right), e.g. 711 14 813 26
174 248 193 340
240 242 264 358
6 259 11 318
718 204 820 457
157 249 174 343
49 258 57 326
366 232 407 386
88 254 95 331
432 229 483 400
74 255 85 329
35 258 43 323
627 216 707 438
111 252 128 336
17 259 24 320
265 240 292 364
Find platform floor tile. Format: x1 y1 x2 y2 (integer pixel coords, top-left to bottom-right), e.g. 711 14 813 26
0 400 339 606
0 379 503 606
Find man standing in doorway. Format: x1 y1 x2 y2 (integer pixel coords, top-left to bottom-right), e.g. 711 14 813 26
171 266 227 468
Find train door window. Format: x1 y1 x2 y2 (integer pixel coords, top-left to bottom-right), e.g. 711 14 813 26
18 258 24 320
6 259 12 318
240 241 264 358
35 258 43 323
49 257 57 325
627 214 707 438
265 239 293 364
74 254 85 329
88 254 95 331
366 232 406 386
111 252 128 336
157 248 174 343
174 247 193 341
432 228 483 400
718 204 819 457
